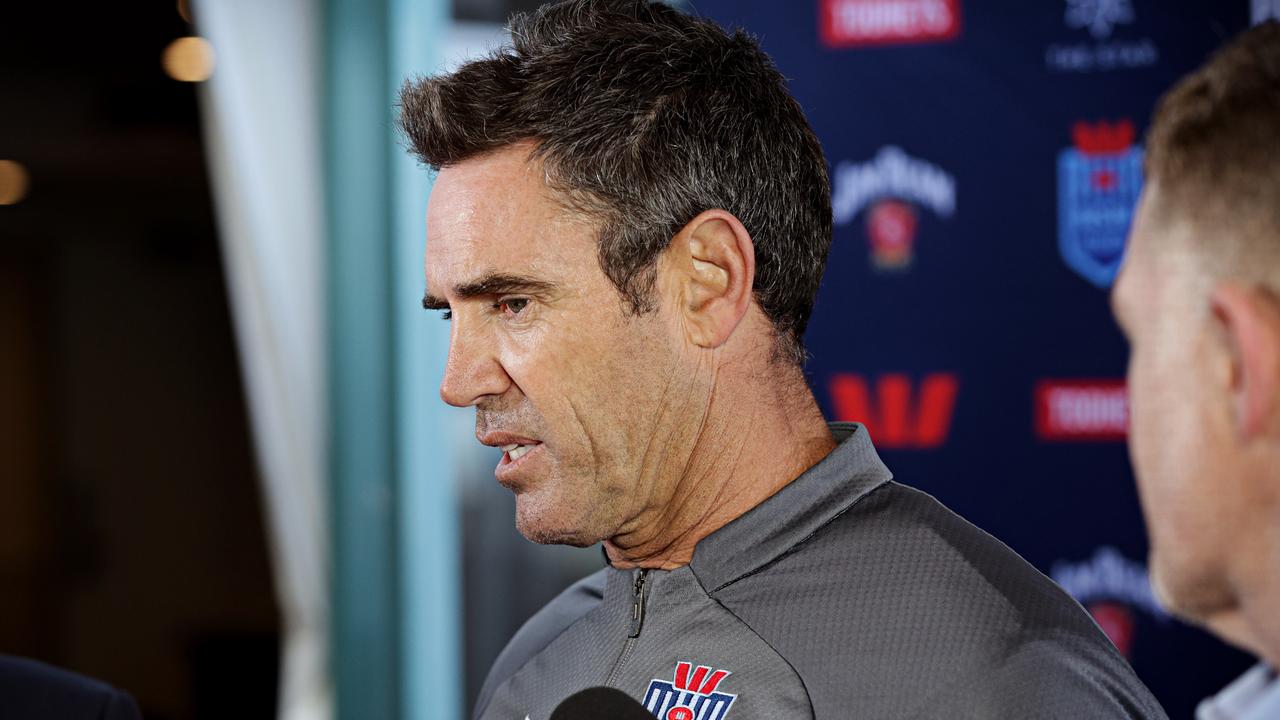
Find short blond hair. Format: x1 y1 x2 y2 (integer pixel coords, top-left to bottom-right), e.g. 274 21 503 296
1143 21 1280 282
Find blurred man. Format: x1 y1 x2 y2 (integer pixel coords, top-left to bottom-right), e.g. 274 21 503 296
402 1 1164 718
1112 20 1280 720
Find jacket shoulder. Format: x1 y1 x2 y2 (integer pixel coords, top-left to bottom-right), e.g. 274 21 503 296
473 567 607 719
709 482 1165 719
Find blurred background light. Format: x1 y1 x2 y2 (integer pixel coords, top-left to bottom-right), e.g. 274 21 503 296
163 36 214 82
0 160 30 205
178 0 192 24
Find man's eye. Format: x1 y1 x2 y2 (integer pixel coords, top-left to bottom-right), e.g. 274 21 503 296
438 310 452 321
497 298 529 316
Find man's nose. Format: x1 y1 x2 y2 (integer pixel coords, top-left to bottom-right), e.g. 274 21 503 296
439 328 510 407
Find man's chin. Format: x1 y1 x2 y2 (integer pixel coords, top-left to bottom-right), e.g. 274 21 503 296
1150 552 1237 625
515 519 600 547
514 500 605 547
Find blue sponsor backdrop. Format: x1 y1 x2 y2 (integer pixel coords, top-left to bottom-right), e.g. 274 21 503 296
692 0 1260 715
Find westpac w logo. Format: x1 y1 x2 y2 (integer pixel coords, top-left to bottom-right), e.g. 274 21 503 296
829 373 959 449
642 661 737 720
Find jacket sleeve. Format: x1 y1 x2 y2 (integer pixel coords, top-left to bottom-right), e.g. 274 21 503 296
473 569 607 720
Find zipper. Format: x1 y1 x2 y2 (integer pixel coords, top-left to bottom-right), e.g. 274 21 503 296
628 568 649 638
605 568 649 687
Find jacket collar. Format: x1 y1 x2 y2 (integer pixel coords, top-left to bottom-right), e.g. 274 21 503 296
688 422 892 593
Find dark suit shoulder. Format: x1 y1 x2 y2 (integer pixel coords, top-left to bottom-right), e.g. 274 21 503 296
0 655 142 720
710 481 1166 719
473 567 607 720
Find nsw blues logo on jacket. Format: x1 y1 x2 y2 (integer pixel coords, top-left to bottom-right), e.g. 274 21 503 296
642 661 737 720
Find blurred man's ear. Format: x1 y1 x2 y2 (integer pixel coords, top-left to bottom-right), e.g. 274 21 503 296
1210 283 1280 439
664 210 756 351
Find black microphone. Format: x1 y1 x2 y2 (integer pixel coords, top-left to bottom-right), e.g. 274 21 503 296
549 686 653 720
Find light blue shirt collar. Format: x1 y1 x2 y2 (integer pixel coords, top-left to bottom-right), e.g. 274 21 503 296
1198 665 1280 720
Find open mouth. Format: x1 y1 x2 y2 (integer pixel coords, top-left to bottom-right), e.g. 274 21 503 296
500 442 540 463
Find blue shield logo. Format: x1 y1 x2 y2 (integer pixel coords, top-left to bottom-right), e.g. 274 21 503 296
1057 120 1144 288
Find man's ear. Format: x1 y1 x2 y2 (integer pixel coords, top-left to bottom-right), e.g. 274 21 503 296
1209 283 1280 439
666 209 756 350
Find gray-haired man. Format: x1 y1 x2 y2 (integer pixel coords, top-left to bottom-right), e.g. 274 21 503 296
402 1 1165 718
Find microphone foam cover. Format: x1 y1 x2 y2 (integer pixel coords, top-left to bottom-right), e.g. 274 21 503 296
548 686 654 720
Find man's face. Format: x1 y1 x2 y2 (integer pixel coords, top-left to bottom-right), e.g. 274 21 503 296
1113 184 1243 619
424 143 699 546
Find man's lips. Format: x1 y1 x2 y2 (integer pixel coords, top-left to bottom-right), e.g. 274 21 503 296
478 431 544 481
478 430 541 449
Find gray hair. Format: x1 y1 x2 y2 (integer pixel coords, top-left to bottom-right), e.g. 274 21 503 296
398 0 832 364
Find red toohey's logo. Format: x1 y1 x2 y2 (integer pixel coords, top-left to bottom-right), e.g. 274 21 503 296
1035 379 1128 441
829 373 959 449
820 0 962 48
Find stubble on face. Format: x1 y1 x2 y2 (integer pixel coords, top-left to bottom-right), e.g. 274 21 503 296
426 144 701 549
493 308 683 548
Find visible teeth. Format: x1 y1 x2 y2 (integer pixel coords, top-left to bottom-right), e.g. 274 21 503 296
508 444 535 461
501 444 519 453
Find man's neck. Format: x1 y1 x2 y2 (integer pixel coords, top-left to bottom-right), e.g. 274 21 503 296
603 364 836 570
1197 512 1280 668
1224 532 1280 668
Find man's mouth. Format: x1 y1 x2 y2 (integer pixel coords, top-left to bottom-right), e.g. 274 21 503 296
501 442 540 463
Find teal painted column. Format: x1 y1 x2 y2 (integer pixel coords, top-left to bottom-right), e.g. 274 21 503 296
389 0 463 719
326 0 398 717
326 0 458 717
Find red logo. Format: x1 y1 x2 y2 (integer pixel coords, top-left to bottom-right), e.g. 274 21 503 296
820 0 962 48
866 199 918 269
1072 119 1136 155
829 373 959 449
1072 119 1137 192
1088 602 1135 658
1035 379 1128 441
644 661 736 719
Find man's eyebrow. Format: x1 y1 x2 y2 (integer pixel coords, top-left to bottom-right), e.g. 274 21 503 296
421 273 557 310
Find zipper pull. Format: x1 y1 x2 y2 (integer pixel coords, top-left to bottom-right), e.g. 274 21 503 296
628 568 649 639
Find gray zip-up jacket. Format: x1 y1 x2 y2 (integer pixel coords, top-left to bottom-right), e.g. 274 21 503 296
475 423 1167 720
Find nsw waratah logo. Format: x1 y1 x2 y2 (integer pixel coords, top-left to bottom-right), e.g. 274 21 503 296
643 661 737 720
830 146 956 272
1057 120 1143 288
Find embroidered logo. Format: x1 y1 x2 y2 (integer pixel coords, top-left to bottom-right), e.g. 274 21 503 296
643 661 737 720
